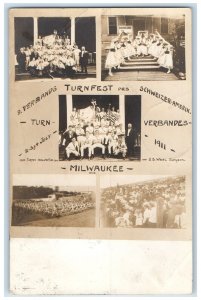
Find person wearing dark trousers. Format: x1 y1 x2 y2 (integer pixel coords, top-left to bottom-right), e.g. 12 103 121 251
30 50 39 62
62 125 77 147
79 46 89 73
125 123 137 158
16 48 26 73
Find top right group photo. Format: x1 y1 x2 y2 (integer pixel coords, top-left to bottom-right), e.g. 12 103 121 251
101 13 186 81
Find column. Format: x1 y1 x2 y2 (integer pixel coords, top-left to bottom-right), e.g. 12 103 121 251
70 17 75 45
33 17 38 45
119 95 125 130
67 95 73 127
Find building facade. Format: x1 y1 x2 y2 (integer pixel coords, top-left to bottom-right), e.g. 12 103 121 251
101 15 185 51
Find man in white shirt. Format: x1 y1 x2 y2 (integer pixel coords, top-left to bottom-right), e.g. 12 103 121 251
80 132 93 160
75 123 85 146
99 107 106 120
108 132 118 156
73 45 81 70
149 202 157 227
66 137 80 160
113 135 127 159
143 204 151 227
91 131 105 158
98 124 107 144
86 123 94 137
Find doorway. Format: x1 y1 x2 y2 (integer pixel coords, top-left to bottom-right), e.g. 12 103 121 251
75 17 96 53
38 17 71 38
133 19 146 38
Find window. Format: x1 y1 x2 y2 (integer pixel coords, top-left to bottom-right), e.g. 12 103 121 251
161 18 168 34
108 17 117 35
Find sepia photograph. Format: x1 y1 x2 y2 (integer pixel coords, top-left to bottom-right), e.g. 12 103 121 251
12 174 96 227
59 95 141 161
100 175 186 228
14 16 96 81
101 14 185 81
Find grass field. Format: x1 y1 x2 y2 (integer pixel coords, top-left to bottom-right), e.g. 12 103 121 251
12 208 95 227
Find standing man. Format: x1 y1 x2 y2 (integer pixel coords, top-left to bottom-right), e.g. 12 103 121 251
16 48 26 73
79 46 89 73
125 123 137 158
73 45 81 71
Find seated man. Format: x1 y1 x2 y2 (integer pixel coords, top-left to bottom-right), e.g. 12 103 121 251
75 123 85 146
80 132 93 160
113 135 127 159
98 124 107 144
86 123 94 138
28 58 38 76
66 137 80 160
91 130 105 159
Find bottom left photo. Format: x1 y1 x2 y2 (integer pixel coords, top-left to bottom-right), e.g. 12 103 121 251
11 174 96 227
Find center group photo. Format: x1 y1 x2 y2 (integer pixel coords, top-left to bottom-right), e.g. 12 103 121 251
59 95 141 161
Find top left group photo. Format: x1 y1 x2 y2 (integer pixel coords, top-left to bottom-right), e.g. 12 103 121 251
14 15 96 81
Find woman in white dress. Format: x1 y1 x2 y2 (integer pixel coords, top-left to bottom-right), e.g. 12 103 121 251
158 43 173 73
105 43 118 76
149 36 159 57
140 34 148 57
126 40 136 59
136 37 142 57
154 38 164 58
114 41 124 68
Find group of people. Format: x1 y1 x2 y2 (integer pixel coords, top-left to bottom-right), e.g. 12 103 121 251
105 30 174 76
16 31 90 78
59 101 139 160
13 193 94 219
101 176 186 228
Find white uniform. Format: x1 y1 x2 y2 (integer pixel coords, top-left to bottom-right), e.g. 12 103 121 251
113 140 127 157
98 127 107 143
75 128 85 146
108 134 118 154
91 136 105 155
73 48 81 65
80 136 93 157
66 141 79 158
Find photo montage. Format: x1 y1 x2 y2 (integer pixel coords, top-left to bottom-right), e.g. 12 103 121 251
10 8 192 241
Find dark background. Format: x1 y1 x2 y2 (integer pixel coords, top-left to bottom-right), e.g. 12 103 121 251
59 94 141 133
15 17 33 52
15 17 96 53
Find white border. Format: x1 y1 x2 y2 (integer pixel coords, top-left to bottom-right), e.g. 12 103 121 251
1 0 200 299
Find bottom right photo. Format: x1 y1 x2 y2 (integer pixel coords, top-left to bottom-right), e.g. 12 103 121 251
100 175 186 229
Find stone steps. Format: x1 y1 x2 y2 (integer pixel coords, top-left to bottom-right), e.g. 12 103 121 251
120 55 160 70
125 57 157 62
123 61 159 66
119 65 160 70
